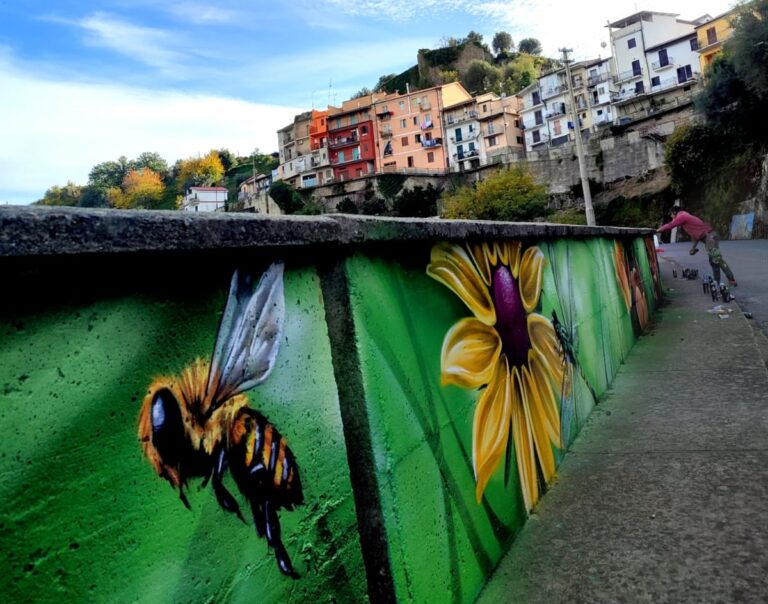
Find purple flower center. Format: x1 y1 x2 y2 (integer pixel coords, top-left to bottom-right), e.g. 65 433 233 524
492 265 532 368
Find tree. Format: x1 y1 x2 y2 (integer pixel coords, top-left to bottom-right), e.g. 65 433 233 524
442 167 550 221
35 182 82 206
106 168 165 209
392 184 441 217
216 149 236 173
492 32 514 55
518 38 543 55
175 151 225 193
130 152 169 180
373 73 398 92
351 87 373 99
268 181 304 214
461 60 502 94
728 0 768 100
88 157 129 189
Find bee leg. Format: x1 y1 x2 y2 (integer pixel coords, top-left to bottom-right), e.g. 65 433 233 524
212 449 245 523
264 499 297 578
179 486 191 510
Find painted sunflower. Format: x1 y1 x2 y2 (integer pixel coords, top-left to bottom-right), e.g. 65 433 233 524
427 241 563 512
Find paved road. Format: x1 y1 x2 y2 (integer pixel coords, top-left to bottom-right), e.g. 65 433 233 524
657 240 768 340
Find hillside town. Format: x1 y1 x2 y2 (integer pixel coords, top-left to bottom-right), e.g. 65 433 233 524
232 9 736 215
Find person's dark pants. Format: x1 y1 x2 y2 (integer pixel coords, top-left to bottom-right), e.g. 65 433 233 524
705 231 736 283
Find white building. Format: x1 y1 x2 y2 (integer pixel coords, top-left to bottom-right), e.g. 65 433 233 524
443 97 483 172
585 58 616 129
237 174 280 215
608 11 704 122
519 82 548 152
181 186 227 212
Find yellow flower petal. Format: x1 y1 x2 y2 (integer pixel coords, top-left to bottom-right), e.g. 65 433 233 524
519 247 544 313
510 366 537 512
508 241 522 279
468 243 492 287
524 354 563 463
528 313 564 386
440 318 502 388
473 355 511 502
427 243 495 325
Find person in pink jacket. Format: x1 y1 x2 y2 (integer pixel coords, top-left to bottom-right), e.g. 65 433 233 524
656 204 737 286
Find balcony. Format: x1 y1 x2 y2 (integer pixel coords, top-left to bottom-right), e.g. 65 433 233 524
455 150 479 161
376 108 392 119
587 73 609 87
529 134 550 147
330 154 364 166
610 88 646 104
542 84 567 100
328 134 359 149
614 68 643 83
445 110 479 126
594 116 613 127
379 130 393 138
419 101 432 110
572 77 585 90
422 138 442 148
450 131 479 144
650 75 697 94
651 58 675 71
545 107 567 120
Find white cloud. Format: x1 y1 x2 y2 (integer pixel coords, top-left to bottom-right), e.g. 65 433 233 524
76 12 189 74
0 53 301 204
166 2 245 25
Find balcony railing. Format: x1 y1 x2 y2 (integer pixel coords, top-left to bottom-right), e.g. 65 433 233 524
587 73 609 87
545 107 567 120
651 58 675 70
379 130 393 138
455 150 479 161
449 130 479 144
419 102 432 110
614 68 643 83
328 134 359 149
610 88 646 103
422 138 442 148
445 110 479 126
542 84 567 100
530 134 550 146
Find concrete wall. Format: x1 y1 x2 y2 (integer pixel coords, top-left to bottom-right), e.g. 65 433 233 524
0 208 661 603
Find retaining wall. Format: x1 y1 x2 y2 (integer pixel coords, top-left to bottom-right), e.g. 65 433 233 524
0 208 661 603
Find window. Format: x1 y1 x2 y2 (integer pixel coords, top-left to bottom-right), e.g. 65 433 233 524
400 119 407 128
350 115 357 125
399 100 406 110
658 48 669 67
468 142 475 152
532 130 541 143
335 118 342 128
425 132 432 141
635 81 644 93
361 125 368 135
516 136 523 144
690 38 699 51
413 116 419 125
532 91 541 105
628 38 636 49
427 151 434 163
401 136 408 147
488 135 498 146
482 104 488 113
457 144 464 157
707 27 717 45
468 124 475 133
514 119 520 127
632 60 641 76
415 134 422 143
534 110 543 125
598 86 605 95
597 109 603 115
352 148 360 160
553 120 562 135
338 150 345 162
677 64 693 83
454 127 463 142
651 76 660 87
407 156 414 167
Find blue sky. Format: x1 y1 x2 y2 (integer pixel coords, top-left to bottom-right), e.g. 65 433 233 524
0 0 733 204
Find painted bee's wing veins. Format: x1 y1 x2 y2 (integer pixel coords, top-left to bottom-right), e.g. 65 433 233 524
207 262 285 408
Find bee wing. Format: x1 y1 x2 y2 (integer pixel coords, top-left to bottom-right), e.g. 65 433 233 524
206 262 285 410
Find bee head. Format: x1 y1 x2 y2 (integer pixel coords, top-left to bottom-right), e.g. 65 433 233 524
138 382 187 488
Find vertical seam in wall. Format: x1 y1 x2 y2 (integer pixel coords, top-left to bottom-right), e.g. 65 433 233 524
318 256 396 604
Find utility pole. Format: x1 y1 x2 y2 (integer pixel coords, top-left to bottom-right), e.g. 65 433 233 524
560 47 596 226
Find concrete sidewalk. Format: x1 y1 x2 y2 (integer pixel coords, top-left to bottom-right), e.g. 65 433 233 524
477 256 768 603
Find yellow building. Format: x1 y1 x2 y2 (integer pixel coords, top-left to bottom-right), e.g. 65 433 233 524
695 10 736 71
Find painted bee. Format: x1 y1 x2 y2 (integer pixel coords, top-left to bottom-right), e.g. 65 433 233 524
138 262 304 577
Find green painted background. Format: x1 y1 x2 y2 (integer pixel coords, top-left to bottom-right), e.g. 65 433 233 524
0 234 658 603
0 267 366 603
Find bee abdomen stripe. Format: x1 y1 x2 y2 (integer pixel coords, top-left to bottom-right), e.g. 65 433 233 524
262 425 273 470
245 424 256 467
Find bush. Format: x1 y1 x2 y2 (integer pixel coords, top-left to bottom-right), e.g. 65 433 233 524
336 197 358 214
392 184 441 217
441 166 550 221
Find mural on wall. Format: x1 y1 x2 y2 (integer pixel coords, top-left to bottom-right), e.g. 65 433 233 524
614 240 651 333
137 262 304 578
426 241 564 513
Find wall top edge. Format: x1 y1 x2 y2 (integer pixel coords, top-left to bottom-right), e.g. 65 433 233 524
0 207 652 257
